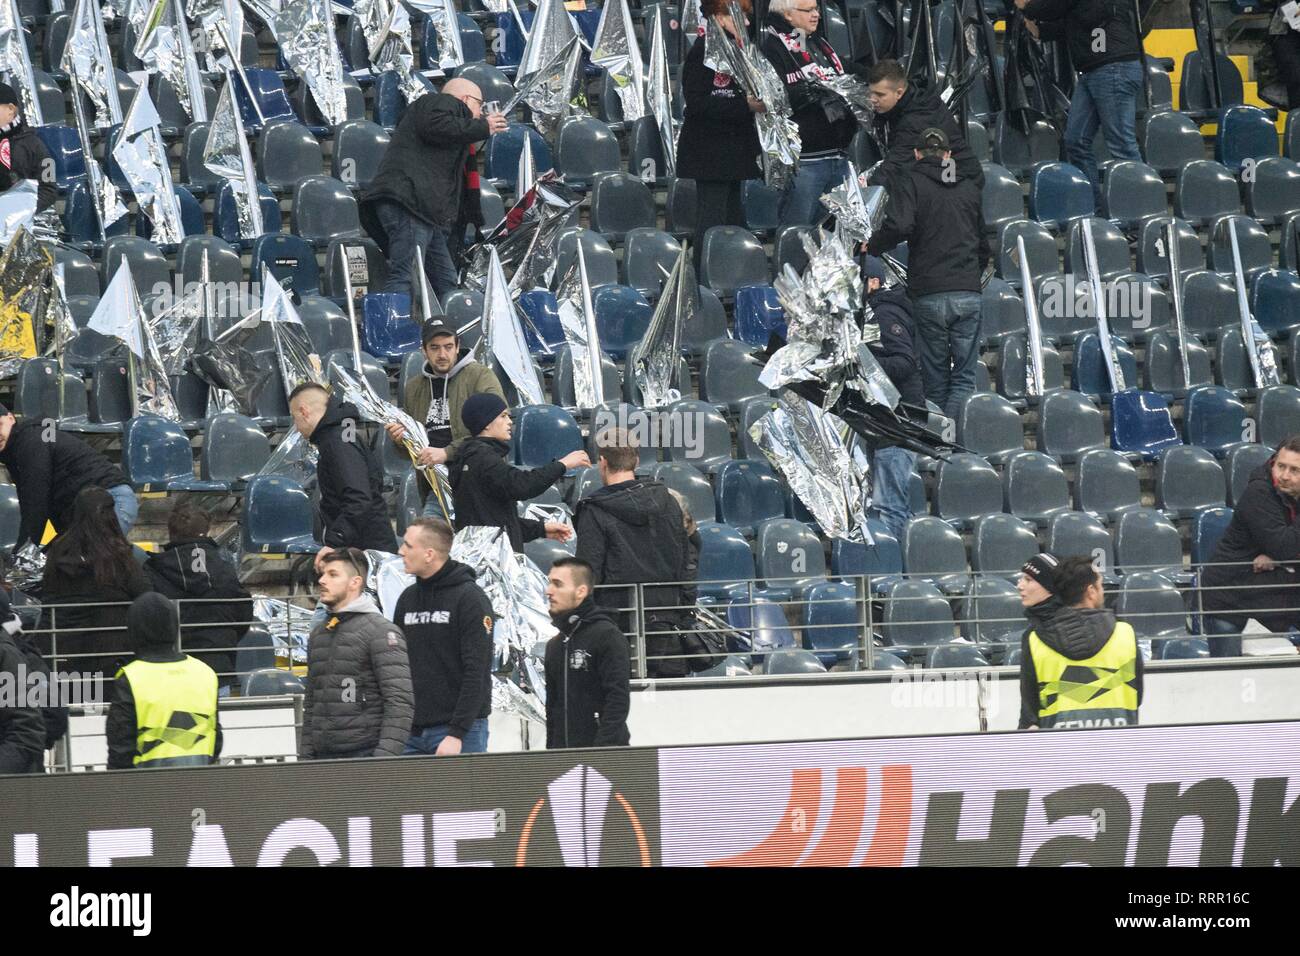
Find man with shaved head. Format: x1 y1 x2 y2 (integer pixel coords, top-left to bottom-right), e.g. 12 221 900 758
394 517 496 755
360 77 508 299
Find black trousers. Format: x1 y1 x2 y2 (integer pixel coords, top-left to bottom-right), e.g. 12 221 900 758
692 180 745 274
1273 32 1300 109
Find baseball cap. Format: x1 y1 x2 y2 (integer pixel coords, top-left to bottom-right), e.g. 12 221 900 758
919 127 949 151
421 317 456 346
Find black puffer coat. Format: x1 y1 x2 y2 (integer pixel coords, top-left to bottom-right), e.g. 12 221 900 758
0 119 57 211
300 596 414 759
676 37 762 182
448 436 565 553
359 91 489 243
308 396 395 552
867 82 983 190
759 12 857 156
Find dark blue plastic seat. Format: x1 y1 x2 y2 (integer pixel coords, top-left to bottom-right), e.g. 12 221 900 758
517 289 565 358
251 234 321 299
241 476 320 555
695 518 754 598
123 415 228 493
215 180 282 247
230 68 297 130
1215 105 1279 171
592 285 652 359
1251 269 1300 336
1110 388 1182 459
513 404 584 469
714 460 786 535
1191 506 1233 567
1183 386 1252 457
831 519 903 591
484 123 554 186
734 284 787 346
1071 332 1138 400
361 292 422 362
1029 162 1094 230
1226 442 1272 505
35 124 85 189
754 517 828 601
801 580 859 666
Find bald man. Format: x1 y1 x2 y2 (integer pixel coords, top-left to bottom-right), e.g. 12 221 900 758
360 78 509 300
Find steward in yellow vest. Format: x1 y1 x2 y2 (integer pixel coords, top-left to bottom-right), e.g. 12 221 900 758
107 593 221 769
1017 555 1143 730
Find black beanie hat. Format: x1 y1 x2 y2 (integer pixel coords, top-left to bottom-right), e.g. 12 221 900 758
0 83 18 109
1020 553 1061 592
462 392 508 437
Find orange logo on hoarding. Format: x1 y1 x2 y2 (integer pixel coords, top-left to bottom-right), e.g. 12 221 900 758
516 765 652 867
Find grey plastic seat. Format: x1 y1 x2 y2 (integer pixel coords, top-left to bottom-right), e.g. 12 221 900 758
1180 272 1238 339
256 121 324 193
1101 160 1168 229
1215 327 1252 392
622 228 682 299
523 539 574 574
1226 442 1271 506
1174 160 1241 227
1003 450 1071 526
332 119 391 189
956 393 1023 465
1114 508 1185 577
901 516 971 595
774 226 812 275
627 115 669 183
1156 445 1225 518
1136 216 1202 279
588 403 657 468
551 345 622 409
1106 274 1171 344
660 399 733 471
980 278 1026 345
959 577 1027 648
882 580 957 652
665 177 697 234
1047 511 1116 577
1143 110 1207 178
291 176 363 244
1063 218 1130 280
932 453 1002 530
682 286 729 355
1245 156 1300 224
13 358 87 422
324 349 391 408
177 235 243 290
298 296 354 353
997 219 1059 283
700 226 768 298
101 237 170 295
1143 329 1214 395
1206 215 1272 278
1116 571 1187 639
926 643 990 669
764 649 828 674
555 116 621 184
322 237 388 298
554 228 619 288
1074 448 1141 521
201 413 271 487
1257 384 1300 446
981 162 1024 236
755 517 827 599
967 119 990 162
737 395 777 460
243 668 306 697
993 114 1059 175
53 247 101 297
971 513 1038 577
646 462 716 524
1036 389 1106 463
699 339 765 412
180 122 222 194
589 173 657 242
997 335 1065 402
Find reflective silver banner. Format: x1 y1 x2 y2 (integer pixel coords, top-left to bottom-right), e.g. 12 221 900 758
480 246 546 405
630 243 690 408
275 0 349 126
63 0 124 127
88 260 182 420
645 2 676 179
1018 234 1046 398
0 0 45 125
554 241 605 409
134 0 208 124
591 0 644 122
1228 218 1281 388
112 81 186 245
204 76 264 238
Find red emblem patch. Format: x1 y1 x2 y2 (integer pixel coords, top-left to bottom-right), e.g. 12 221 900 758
0 139 10 170
714 72 731 88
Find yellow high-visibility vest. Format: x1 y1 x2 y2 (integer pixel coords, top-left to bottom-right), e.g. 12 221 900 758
118 657 218 767
1028 621 1140 729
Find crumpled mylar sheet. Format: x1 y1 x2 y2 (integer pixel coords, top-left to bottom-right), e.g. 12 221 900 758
253 596 314 664
0 0 45 125
275 0 349 127
450 525 556 716
406 0 463 73
820 168 886 248
256 427 318 484
630 245 691 409
816 72 874 125
87 261 182 421
476 246 546 406
148 285 204 377
204 80 263 238
42 263 79 363
590 0 644 122
751 393 872 543
703 8 800 191
113 83 186 246
508 34 586 141
553 243 605 409
8 542 46 592
645 3 676 178
134 0 208 124
0 224 50 378
187 0 243 73
63 0 124 127
358 0 427 100
0 178 39 248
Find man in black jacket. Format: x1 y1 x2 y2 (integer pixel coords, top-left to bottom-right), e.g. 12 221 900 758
575 430 692 677
360 78 508 299
394 517 495 755
1201 437 1300 648
866 127 984 421
544 558 631 748
760 0 858 227
865 59 983 191
448 393 589 553
0 82 56 212
0 594 45 773
861 256 925 541
0 404 138 546
145 502 254 692
289 383 395 559
1016 0 1143 208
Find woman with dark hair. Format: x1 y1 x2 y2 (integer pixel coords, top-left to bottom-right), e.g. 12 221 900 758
39 486 151 684
675 0 765 273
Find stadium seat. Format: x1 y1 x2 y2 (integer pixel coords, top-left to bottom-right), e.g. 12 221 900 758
1205 216 1272 280
171 370 211 427
661 399 732 471
551 346 622 408
1136 216 1202 279
230 68 297 130
0 485 18 553
1251 269 1300 337
932 453 1002 530
52 246 100 297
831 520 903 589
800 580 859 667
592 285 652 359
742 179 782 233
1156 445 1226 518
35 125 85 190
214 180 282 247
179 122 221 194
1063 218 1130 280
555 116 621 185
242 475 321 555
622 352 691 407
700 226 769 299
374 70 416 128
622 228 682 299
699 338 766 411
881 579 956 653
665 177 697 235
324 350 391 409
649 463 717 524
993 114 1059 175
967 119 990 162
725 593 797 660
1179 49 1244 113
1142 330 1213 396
627 114 670 183
243 668 306 697
901 516 970 596
1116 571 1188 640
755 517 827 601
200 413 271 489
1101 160 1167 229
361 293 421 362
1071 332 1139 399
177 236 243 296
926 643 990 669
589 173 656 241
997 219 1058 283
1257 384 1300 447
1183 386 1252 456
1191 506 1233 568
12 358 86 423
299 297 354 354
1245 157 1300 224
980 279 1025 346
1180 271 1238 339
1003 450 1070 526
516 290 564 358
555 228 619 288
981 162 1024 236
696 521 755 599
1048 511 1116 577
1215 105 1279 171
957 577 1025 649
101 237 169 296
331 120 391 189
290 72 367 132
996 335 1065 402
1110 388 1182 458
122 415 227 493
1280 214 1300 272
234 628 276 678
256 121 324 193
774 226 812 276
956 393 1023 464
291 176 363 244
1074 448 1141 522
524 539 576 574
1225 442 1272 506
131 186 204 244
251 234 321 300
1173 160 1241 227
322 238 389 298
1159 638 1210 659
1029 162 1094 230
1036 388 1106 463
1115 509 1185 578
510 405 584 470
1214 326 1254 392
734 285 787 347
714 460 787 535
683 286 730 356
971 513 1038 577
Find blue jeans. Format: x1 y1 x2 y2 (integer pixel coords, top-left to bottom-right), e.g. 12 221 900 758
1063 60 1144 209
869 445 918 542
912 291 983 421
404 718 490 755
108 483 138 536
779 155 850 229
376 200 460 300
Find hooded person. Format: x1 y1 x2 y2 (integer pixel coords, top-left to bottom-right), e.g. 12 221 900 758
447 392 590 552
0 585 67 771
289 382 396 556
543 557 631 748
0 82 57 212
0 587 45 774
1017 554 1143 731
574 429 693 677
105 593 224 769
391 317 506 496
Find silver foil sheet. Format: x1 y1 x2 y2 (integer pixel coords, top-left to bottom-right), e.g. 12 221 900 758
358 0 426 99
88 260 182 420
590 0 644 122
819 170 885 246
255 427 318 483
252 597 313 663
508 33 583 140
134 0 207 124
1080 216 1127 393
63 0 124 127
112 81 186 246
275 0 349 127
261 277 326 395
1227 218 1282 388
148 282 203 377
751 393 871 543
478 246 545 405
816 71 874 125
518 0 577 84
204 78 264 238
0 0 45 125
406 0 463 73
553 242 605 409
42 262 79 363
645 2 675 178
517 130 537 200
8 542 46 592
193 0 244 75
630 243 690 408
0 181 38 247
0 224 49 377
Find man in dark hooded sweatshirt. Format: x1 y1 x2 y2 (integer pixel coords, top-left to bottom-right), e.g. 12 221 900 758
544 558 630 748
575 429 692 677
448 393 589 552
106 593 223 769
1017 554 1143 731
0 82 57 212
